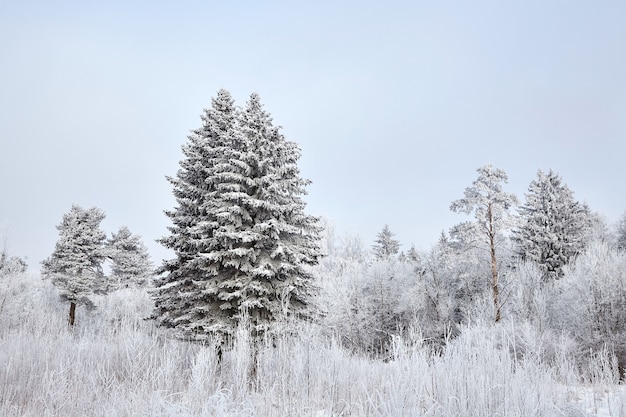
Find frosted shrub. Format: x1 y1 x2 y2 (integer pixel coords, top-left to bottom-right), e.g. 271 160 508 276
552 241 626 380
89 286 155 334
319 253 421 358
0 270 58 333
0 303 609 416
504 260 553 331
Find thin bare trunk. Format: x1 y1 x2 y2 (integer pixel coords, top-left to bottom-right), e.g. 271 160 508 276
488 203 501 322
69 301 76 326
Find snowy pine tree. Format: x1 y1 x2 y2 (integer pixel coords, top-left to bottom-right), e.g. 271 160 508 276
450 164 518 322
153 90 322 340
107 226 154 289
513 169 591 281
372 224 400 260
41 205 107 325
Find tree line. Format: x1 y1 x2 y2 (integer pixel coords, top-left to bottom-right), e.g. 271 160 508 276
319 166 626 376
26 89 626 376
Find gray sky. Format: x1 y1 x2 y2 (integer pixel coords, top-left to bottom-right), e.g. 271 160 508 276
1 1 625 268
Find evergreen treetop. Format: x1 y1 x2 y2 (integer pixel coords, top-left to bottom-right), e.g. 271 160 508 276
372 225 400 260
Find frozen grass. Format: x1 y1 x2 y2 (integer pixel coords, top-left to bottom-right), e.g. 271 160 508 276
0 273 624 416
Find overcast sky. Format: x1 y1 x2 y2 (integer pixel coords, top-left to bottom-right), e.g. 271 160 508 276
1 1 625 268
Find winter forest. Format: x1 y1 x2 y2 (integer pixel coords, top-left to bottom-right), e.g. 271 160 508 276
3 90 626 416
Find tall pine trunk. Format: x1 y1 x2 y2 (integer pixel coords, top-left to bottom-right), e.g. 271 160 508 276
488 203 501 322
69 301 76 326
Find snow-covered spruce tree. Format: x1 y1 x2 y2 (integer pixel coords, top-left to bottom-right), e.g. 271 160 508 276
153 89 240 337
512 169 591 281
372 224 400 260
450 164 518 322
107 226 154 289
153 91 322 340
210 92 322 337
41 205 107 326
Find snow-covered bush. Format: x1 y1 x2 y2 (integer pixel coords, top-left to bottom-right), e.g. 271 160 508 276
504 260 552 331
1 272 619 416
0 269 58 333
317 230 422 358
411 237 464 350
0 251 27 275
551 241 626 380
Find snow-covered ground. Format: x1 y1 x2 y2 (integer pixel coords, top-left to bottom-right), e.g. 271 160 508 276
567 385 626 417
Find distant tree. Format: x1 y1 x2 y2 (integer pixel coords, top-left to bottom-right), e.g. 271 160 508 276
0 250 27 275
41 205 107 326
153 90 322 341
406 244 421 266
372 225 400 260
585 211 611 244
513 170 591 281
617 211 626 251
107 226 154 289
450 164 518 322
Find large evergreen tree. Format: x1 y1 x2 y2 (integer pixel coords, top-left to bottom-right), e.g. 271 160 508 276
41 205 107 325
513 169 591 281
450 164 518 322
107 226 154 289
153 89 240 336
153 90 321 340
